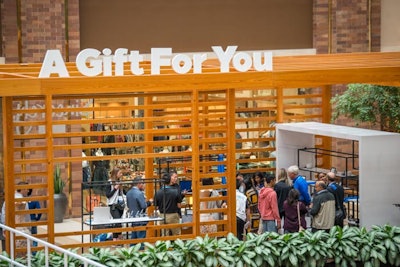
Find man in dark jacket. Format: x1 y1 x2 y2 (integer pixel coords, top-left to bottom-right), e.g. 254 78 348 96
326 172 346 227
310 181 335 232
274 168 291 219
154 173 182 236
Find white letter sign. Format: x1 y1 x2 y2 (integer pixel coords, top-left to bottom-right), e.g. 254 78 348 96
40 46 273 78
39 50 69 78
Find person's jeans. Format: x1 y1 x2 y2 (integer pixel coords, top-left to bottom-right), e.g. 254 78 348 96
130 225 146 249
131 230 146 239
262 219 277 233
31 226 38 247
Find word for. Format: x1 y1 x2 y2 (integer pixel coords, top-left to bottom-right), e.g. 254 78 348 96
39 46 273 78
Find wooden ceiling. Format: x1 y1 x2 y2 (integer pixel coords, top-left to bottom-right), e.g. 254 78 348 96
0 51 399 97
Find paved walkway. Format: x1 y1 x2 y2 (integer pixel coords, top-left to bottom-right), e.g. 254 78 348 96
38 217 91 246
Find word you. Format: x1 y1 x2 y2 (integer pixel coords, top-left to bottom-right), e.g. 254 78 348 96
39 46 273 78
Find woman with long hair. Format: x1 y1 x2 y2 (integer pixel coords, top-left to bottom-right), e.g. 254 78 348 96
283 189 308 233
105 167 126 241
274 168 291 219
252 171 264 192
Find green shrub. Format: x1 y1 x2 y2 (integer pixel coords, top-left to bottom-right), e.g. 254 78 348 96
3 224 400 267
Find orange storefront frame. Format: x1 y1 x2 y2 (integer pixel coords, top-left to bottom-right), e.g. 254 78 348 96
0 52 399 252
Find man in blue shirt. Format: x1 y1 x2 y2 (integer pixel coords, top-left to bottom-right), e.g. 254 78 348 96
126 176 152 246
288 165 311 206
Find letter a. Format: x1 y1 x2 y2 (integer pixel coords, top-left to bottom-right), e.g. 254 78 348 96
39 50 69 78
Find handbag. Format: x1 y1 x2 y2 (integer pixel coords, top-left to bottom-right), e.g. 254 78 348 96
297 202 305 232
116 201 125 211
335 208 344 225
332 187 345 225
115 190 125 211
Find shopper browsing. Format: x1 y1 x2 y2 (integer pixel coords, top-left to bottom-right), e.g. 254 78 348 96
105 167 126 241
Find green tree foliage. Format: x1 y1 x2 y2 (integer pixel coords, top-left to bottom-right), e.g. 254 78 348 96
331 84 400 133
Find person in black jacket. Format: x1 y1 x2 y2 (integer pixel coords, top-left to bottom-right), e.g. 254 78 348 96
170 170 187 218
326 172 346 227
155 173 182 236
310 181 335 232
274 168 291 219
105 167 125 241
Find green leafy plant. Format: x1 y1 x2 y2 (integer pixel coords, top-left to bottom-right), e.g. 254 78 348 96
300 229 332 267
357 226 387 267
173 235 219 267
115 244 144 267
331 84 400 133
54 164 66 194
268 231 307 267
6 225 400 267
224 233 253 267
48 249 83 267
0 251 27 266
83 247 120 266
327 226 361 267
249 232 280 267
140 240 174 266
369 224 400 267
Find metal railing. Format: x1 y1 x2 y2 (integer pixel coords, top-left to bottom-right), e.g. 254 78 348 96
0 223 106 267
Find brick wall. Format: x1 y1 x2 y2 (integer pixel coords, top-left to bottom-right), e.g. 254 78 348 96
1 0 80 63
313 0 380 54
1 1 380 63
313 0 382 157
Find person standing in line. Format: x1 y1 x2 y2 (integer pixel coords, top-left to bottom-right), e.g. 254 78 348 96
27 188 42 248
258 175 281 233
82 151 91 189
283 189 307 233
274 168 291 219
309 181 335 233
236 179 250 241
287 165 311 206
92 148 109 194
105 167 125 241
170 170 187 218
199 178 222 234
154 173 182 236
317 172 328 185
326 172 346 227
126 176 153 248
243 177 260 234
252 171 265 192
236 171 244 184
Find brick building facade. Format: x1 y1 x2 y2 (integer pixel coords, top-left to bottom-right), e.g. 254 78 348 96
1 0 382 63
0 0 386 218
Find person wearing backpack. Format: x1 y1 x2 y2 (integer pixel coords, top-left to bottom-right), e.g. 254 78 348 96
326 172 346 227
